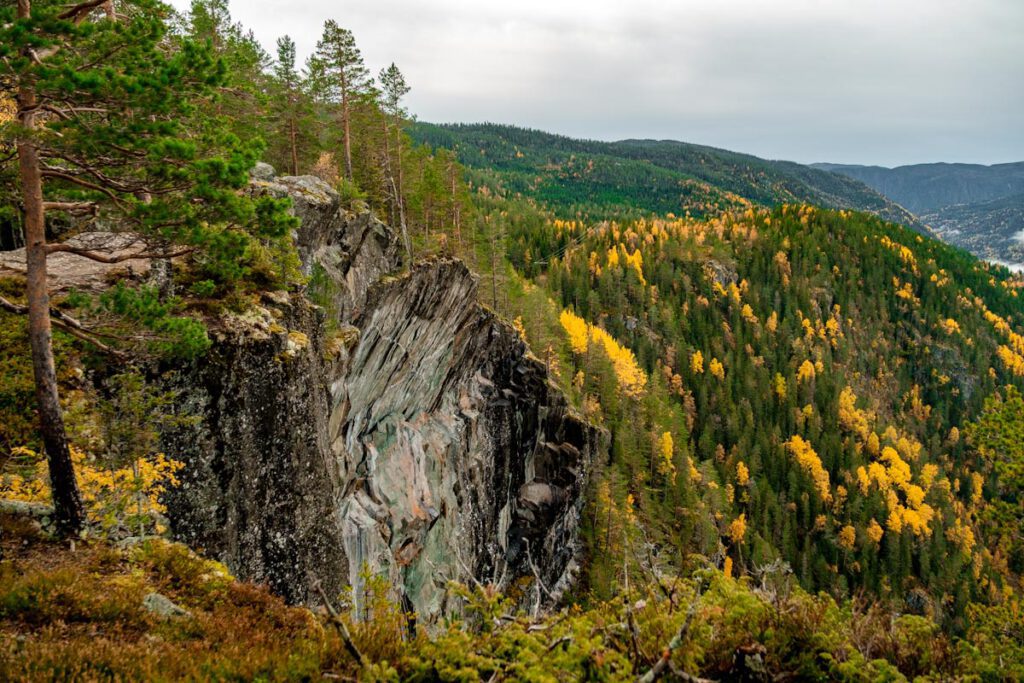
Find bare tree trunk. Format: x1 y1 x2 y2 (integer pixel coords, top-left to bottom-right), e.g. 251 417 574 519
395 118 406 227
382 118 411 262
451 165 461 251
289 115 299 175
381 118 395 227
341 89 353 181
17 0 86 537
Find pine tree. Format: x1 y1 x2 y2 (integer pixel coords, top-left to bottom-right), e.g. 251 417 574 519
309 21 370 182
0 0 296 535
270 35 314 175
378 62 411 258
185 0 271 142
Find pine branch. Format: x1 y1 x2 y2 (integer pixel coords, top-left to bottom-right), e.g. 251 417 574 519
0 294 127 359
45 242 194 263
58 0 110 23
40 168 127 208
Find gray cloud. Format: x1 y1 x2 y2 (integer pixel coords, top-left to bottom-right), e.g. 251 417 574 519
167 0 1024 166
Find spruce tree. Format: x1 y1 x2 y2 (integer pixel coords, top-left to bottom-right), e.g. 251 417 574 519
0 0 296 535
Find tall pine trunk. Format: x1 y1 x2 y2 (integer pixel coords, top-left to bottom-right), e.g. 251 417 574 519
289 115 299 175
341 88 353 181
17 0 86 536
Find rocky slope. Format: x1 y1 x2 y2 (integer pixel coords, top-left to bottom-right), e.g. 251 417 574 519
161 170 598 622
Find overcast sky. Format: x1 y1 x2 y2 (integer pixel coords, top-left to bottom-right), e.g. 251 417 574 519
166 0 1024 167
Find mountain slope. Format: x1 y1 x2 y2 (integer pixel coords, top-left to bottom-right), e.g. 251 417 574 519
815 162 1024 215
410 123 921 227
922 192 1024 270
499 201 1024 634
410 125 1024 626
817 162 1024 268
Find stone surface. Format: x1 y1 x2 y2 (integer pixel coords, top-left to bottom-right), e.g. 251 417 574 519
161 177 599 623
253 175 402 318
0 232 157 293
251 162 277 182
142 592 191 619
333 259 595 618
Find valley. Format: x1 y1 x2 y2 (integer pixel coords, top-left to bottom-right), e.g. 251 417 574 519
1 1 1023 680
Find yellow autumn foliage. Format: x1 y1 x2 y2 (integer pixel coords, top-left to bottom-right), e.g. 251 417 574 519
773 373 787 400
797 360 816 383
736 461 750 487
560 310 589 355
658 431 676 483
0 96 15 125
866 519 884 544
786 435 831 503
1 446 183 534
559 310 647 398
691 350 705 374
946 517 976 557
838 386 872 441
838 525 856 550
728 513 747 544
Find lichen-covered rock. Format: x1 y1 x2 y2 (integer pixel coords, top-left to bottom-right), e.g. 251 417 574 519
162 297 347 605
162 177 599 623
253 175 402 318
142 592 191 619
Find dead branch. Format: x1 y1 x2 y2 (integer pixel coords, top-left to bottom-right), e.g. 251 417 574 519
42 201 97 214
58 0 111 23
525 541 554 621
0 294 127 359
635 585 710 683
313 579 368 669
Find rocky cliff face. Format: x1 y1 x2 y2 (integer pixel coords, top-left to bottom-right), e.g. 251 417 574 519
163 171 597 621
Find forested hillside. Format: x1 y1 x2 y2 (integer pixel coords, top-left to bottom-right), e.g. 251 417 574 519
818 162 1024 270
503 206 1024 620
410 123 921 227
2 2 1024 681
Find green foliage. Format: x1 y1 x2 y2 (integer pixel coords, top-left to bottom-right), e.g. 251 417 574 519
0 282 79 457
967 386 1024 495
0 0 300 292
494 202 1024 627
68 284 211 360
0 520 988 681
409 123 919 227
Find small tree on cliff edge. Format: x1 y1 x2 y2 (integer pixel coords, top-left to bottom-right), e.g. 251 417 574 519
0 0 296 536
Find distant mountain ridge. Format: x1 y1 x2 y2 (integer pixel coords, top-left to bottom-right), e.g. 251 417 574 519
813 161 1024 214
816 161 1024 268
410 123 922 228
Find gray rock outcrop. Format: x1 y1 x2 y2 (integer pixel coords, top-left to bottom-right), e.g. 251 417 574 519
162 175 598 623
